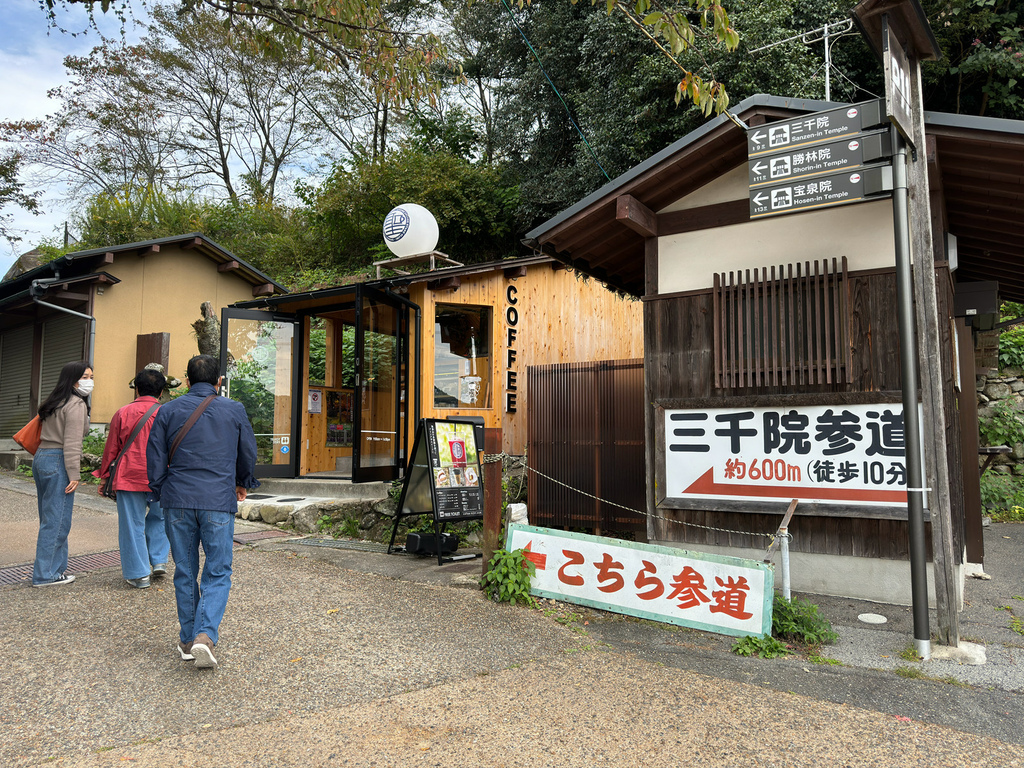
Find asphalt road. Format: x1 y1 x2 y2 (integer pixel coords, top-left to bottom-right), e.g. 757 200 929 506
2 472 1023 766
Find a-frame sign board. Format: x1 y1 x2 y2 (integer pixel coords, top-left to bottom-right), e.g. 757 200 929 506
388 419 484 565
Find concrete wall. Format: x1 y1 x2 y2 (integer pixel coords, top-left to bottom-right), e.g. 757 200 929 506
657 164 896 294
90 248 258 424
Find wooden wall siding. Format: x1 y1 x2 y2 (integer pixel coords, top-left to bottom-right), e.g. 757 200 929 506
644 266 958 562
713 258 851 389
649 508 931 561
303 396 353 473
528 359 646 534
408 266 643 455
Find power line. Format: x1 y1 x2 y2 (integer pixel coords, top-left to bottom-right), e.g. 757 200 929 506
497 0 611 182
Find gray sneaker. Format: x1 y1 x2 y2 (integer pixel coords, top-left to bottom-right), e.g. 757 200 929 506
125 576 151 589
32 573 76 588
191 633 218 669
152 564 169 576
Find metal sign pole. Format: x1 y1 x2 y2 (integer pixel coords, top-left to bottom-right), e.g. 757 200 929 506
891 125 931 660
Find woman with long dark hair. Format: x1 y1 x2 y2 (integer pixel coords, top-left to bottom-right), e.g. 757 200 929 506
32 360 93 587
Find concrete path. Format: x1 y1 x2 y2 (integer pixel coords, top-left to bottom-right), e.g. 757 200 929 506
2 469 1023 767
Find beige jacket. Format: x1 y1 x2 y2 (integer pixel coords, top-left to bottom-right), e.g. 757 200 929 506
39 395 91 477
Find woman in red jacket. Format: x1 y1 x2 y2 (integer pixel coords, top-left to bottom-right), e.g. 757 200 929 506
96 368 169 589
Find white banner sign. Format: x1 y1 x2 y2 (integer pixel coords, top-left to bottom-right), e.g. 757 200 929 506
506 524 773 638
664 402 917 507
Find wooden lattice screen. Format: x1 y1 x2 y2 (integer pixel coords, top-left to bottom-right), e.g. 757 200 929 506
713 257 852 388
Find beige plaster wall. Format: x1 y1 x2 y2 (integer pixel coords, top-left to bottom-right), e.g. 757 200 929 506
90 248 257 423
657 163 896 295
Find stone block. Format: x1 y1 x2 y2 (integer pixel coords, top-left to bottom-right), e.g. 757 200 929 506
985 382 1013 400
372 497 398 518
259 503 291 525
291 504 324 534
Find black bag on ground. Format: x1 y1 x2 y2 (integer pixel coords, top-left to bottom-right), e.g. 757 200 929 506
405 532 458 556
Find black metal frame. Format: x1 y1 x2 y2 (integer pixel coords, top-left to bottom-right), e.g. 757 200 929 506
219 307 302 478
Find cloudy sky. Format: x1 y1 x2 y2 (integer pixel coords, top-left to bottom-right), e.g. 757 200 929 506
0 0 144 276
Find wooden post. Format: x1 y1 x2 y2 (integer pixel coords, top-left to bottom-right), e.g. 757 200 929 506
909 58 960 645
482 427 503 574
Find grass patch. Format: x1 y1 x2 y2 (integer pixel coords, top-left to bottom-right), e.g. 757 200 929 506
808 654 843 666
773 594 838 646
898 645 923 662
990 506 1024 523
894 665 926 679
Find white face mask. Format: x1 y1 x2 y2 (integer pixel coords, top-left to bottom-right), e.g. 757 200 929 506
76 378 95 396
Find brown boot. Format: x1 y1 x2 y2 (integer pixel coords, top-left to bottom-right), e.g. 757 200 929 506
191 633 217 669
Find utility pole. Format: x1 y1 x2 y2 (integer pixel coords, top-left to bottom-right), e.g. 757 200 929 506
750 19 855 101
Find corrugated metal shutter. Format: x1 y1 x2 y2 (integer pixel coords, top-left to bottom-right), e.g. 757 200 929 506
0 325 34 437
39 314 88 398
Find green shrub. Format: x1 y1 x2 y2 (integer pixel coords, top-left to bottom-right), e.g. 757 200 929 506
480 548 536 607
979 473 1024 515
82 432 107 455
979 399 1024 448
732 634 790 658
998 302 1024 371
991 505 1024 524
772 593 838 646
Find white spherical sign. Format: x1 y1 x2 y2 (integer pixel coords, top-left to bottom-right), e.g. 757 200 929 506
383 203 439 257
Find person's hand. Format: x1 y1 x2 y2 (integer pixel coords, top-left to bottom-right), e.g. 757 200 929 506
97 483 105 496
65 479 80 494
236 485 247 502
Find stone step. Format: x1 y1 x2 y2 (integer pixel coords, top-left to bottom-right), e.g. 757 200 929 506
240 477 396 533
0 451 32 471
254 476 391 501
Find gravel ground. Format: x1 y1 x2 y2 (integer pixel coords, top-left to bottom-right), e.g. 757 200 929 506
2 545 1023 767
3 470 1024 767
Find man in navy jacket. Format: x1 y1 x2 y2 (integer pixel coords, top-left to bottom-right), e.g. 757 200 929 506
147 354 260 669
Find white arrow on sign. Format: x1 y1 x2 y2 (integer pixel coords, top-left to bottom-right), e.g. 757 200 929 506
753 192 769 205
751 130 766 147
752 161 767 175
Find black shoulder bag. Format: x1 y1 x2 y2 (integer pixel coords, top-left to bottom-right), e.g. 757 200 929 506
168 395 218 463
102 402 161 500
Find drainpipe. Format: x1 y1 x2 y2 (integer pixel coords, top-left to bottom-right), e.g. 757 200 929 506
30 287 97 367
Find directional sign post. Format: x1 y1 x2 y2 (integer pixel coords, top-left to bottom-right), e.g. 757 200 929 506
747 99 893 220
748 130 892 187
749 165 892 219
747 99 884 157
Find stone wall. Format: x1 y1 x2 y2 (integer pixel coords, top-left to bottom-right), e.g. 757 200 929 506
976 371 1024 474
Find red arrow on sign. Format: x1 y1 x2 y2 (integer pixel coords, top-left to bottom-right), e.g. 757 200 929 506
682 468 907 503
522 541 547 570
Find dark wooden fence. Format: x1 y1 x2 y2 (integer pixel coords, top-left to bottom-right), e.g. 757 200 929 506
527 359 646 535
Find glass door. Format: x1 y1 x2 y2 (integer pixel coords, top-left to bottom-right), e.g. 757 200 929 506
220 309 300 477
352 287 408 482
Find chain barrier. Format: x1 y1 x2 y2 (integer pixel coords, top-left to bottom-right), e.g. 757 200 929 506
483 451 778 554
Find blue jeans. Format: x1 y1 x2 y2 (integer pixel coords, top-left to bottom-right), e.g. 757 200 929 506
32 449 76 585
116 491 170 580
164 508 235 645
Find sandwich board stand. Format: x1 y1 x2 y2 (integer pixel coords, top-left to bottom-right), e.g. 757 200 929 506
388 418 485 565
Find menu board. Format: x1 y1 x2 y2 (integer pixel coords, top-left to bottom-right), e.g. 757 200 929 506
426 420 483 521
389 419 484 563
